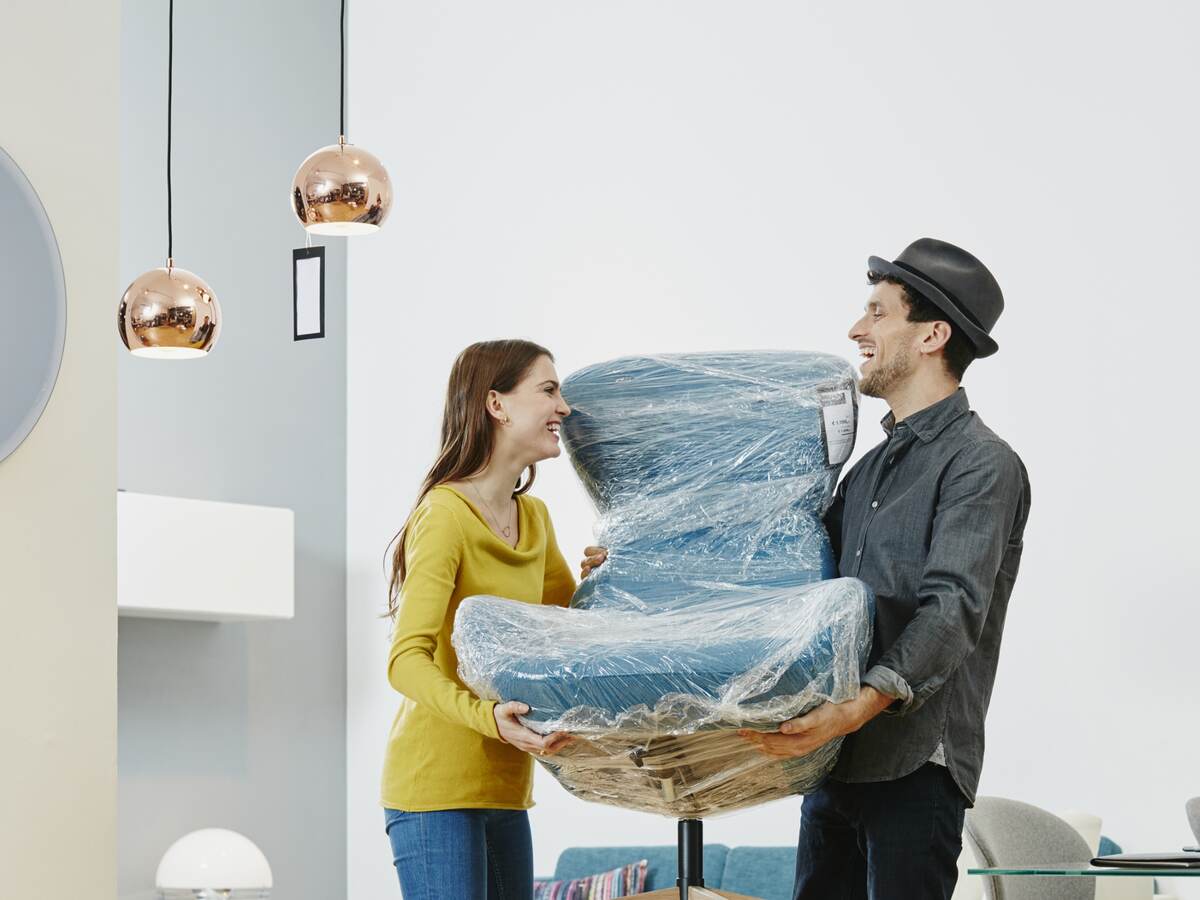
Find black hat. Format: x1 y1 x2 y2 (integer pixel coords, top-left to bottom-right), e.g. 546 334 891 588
867 238 1003 358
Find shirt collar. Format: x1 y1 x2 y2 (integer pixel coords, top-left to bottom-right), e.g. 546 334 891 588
880 388 970 442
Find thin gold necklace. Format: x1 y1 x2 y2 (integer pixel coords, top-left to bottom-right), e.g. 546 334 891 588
468 479 515 540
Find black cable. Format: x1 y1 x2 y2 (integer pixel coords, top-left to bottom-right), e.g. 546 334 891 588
339 0 346 137
167 0 174 260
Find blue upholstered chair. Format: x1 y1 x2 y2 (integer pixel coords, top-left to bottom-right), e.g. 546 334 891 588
454 352 875 897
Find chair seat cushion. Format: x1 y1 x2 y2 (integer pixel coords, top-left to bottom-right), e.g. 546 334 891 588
456 578 870 734
487 625 839 728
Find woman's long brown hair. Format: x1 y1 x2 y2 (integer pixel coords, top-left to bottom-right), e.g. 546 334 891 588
385 339 554 619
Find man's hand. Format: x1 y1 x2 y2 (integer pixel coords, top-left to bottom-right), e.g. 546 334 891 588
493 701 572 757
738 686 894 758
579 545 608 579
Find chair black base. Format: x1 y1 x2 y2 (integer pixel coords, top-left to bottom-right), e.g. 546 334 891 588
677 818 704 900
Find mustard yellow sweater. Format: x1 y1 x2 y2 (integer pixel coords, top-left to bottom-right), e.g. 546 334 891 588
380 485 577 811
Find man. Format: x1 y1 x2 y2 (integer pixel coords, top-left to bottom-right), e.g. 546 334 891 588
738 237 1031 899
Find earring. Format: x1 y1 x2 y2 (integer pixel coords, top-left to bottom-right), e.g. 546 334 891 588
504 416 511 425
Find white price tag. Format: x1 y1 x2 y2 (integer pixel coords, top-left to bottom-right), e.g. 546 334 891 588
819 387 855 466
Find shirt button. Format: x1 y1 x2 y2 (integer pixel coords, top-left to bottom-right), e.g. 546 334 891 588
855 548 862 556
871 500 879 509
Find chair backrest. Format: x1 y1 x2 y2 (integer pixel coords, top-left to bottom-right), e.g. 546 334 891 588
965 797 1095 900
560 351 857 610
1057 810 1102 855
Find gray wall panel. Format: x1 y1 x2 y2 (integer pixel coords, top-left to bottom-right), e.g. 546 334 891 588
118 1 347 897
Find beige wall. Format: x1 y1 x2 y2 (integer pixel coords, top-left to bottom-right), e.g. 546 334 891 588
0 3 119 896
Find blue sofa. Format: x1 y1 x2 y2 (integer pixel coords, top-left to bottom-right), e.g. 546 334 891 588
541 844 795 899
540 837 1132 899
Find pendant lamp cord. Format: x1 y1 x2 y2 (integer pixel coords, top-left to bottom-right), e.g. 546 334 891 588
167 0 174 261
339 0 346 137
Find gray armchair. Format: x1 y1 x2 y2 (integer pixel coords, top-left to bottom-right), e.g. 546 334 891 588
965 796 1095 900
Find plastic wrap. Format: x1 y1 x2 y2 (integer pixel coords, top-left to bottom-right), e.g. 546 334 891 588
453 351 875 818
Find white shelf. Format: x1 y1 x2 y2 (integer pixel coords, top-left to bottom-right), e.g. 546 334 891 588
117 491 295 622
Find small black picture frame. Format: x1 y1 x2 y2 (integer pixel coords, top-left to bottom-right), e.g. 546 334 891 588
293 246 325 341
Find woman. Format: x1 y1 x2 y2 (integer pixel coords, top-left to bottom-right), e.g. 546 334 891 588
381 339 579 899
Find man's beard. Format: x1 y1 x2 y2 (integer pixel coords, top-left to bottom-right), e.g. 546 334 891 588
859 344 914 398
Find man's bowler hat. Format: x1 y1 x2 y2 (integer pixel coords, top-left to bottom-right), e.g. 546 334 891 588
867 238 1003 358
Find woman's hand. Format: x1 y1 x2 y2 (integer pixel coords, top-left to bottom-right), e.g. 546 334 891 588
493 701 572 757
579 545 608 579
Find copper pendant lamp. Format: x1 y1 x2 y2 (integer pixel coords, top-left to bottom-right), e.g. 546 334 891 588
291 0 392 235
118 0 220 359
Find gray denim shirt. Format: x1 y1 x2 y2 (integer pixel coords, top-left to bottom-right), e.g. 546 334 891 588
825 389 1030 804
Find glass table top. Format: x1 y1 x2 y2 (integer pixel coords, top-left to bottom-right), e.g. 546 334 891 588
969 863 1200 877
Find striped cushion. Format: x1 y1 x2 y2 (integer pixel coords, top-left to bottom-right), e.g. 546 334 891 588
533 858 648 899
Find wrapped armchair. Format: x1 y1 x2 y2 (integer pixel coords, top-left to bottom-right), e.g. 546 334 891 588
455 351 875 897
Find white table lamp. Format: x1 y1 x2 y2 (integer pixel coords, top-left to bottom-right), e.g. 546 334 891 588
156 828 272 899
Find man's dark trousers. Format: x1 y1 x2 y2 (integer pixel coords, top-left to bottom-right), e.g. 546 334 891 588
792 764 967 900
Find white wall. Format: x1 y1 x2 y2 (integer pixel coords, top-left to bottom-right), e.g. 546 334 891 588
347 3 1200 897
0 3 119 897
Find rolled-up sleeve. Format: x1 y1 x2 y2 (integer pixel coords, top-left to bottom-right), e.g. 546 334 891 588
862 664 914 708
870 440 1028 715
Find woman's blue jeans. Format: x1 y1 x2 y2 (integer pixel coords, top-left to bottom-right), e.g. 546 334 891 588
383 807 534 899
